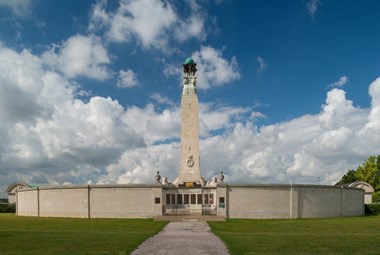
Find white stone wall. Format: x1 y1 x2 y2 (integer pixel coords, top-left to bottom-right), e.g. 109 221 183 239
226 185 291 219
17 189 38 216
17 184 162 219
298 186 342 218
90 187 153 218
17 184 364 219
39 188 88 218
342 188 365 217
223 184 364 219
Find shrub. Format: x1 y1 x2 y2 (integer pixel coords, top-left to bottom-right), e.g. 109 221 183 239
365 203 380 215
0 203 16 213
0 198 8 203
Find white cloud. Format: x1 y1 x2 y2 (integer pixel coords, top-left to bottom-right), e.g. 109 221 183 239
90 0 177 47
0 0 33 17
319 88 362 130
0 40 252 195
328 75 348 88
97 81 380 187
89 0 206 50
163 63 181 77
43 34 110 80
149 93 174 106
199 103 254 137
191 46 240 89
256 56 267 74
98 143 179 184
0 43 143 195
120 100 254 145
306 0 321 19
117 69 139 88
0 39 249 195
174 14 206 42
121 104 180 145
2 41 380 197
363 77 380 130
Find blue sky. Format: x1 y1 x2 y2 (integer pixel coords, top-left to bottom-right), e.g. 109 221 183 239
1 0 380 197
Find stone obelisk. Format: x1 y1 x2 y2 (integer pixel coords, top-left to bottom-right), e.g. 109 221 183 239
175 58 204 186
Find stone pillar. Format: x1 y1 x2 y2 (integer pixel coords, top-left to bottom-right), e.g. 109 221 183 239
15 190 18 216
37 187 40 218
289 184 299 219
153 183 163 217
216 182 228 218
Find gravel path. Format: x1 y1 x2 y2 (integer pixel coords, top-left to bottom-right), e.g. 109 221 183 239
130 221 230 255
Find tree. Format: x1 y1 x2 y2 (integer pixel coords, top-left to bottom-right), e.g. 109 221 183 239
375 155 380 187
337 155 380 202
336 169 357 184
354 155 380 190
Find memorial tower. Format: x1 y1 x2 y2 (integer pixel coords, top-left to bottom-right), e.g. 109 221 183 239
175 58 205 187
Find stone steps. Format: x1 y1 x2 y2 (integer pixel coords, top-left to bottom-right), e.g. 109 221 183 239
154 215 226 222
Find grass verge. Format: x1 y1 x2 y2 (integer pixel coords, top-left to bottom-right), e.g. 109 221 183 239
209 216 380 255
0 214 167 255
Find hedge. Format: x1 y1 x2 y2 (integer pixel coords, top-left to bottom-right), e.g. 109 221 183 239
0 203 16 213
365 204 380 215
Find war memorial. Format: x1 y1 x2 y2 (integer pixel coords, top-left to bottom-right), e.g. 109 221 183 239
13 59 365 219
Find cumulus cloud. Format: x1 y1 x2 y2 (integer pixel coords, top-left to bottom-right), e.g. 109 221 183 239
89 0 206 50
116 69 139 88
199 103 254 137
318 88 363 130
363 77 380 130
42 34 110 80
256 56 267 74
0 43 143 195
191 46 240 89
122 104 180 145
2 40 380 197
0 0 34 17
98 144 178 184
90 81 380 187
328 75 348 88
0 40 253 195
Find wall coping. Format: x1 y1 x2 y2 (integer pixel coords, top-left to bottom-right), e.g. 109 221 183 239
15 183 364 193
17 183 162 192
225 183 364 191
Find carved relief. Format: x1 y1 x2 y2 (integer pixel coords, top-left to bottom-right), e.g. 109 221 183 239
186 156 194 167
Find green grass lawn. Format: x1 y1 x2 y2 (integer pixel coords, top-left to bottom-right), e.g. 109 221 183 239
209 216 380 255
0 214 167 255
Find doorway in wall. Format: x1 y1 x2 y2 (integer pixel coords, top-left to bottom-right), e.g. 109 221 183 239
163 188 216 215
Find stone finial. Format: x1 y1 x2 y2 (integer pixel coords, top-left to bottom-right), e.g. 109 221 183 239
219 170 225 182
155 171 161 183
